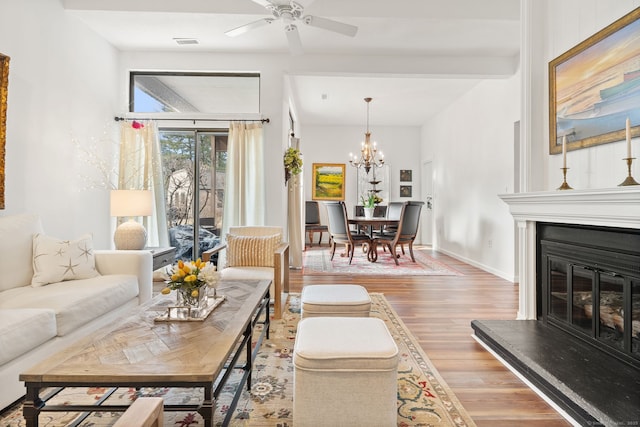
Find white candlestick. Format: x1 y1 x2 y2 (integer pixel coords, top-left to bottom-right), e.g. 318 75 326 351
626 118 631 158
562 136 567 168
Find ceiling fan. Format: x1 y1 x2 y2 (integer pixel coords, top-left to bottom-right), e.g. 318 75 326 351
225 0 358 55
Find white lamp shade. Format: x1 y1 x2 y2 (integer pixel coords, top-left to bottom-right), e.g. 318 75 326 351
110 190 153 217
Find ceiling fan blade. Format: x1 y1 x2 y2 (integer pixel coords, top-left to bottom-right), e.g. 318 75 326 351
250 0 275 7
292 0 316 8
225 18 274 37
285 24 304 55
302 15 358 37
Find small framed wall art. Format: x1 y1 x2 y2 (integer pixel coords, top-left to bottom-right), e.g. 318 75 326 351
400 185 412 198
400 169 412 182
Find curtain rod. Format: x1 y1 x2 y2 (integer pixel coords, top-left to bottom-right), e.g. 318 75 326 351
114 116 270 124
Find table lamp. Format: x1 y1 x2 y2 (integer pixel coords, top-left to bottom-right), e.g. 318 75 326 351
110 189 153 250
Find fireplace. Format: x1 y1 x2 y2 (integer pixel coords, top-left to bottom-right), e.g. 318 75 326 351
470 188 640 425
538 223 640 368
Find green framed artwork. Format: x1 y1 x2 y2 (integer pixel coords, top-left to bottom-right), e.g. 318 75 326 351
312 163 345 201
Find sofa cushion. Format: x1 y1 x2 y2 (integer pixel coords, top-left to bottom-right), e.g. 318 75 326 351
0 274 138 336
32 233 100 287
0 308 56 365
0 214 44 292
226 234 280 268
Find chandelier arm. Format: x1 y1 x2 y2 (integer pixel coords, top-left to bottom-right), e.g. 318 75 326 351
349 97 383 173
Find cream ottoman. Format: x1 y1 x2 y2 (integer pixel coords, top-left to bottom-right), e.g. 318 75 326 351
300 284 371 318
293 317 399 427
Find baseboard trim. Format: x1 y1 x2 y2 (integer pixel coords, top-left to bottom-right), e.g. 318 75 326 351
436 247 516 282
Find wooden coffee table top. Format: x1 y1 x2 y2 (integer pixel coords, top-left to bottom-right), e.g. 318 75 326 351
20 280 270 386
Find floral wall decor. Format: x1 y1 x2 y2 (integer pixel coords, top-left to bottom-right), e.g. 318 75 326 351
283 147 302 185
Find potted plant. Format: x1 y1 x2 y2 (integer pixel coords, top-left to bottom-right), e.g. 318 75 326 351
361 193 376 219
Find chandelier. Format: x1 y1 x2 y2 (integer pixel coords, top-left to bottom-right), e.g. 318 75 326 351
349 97 384 174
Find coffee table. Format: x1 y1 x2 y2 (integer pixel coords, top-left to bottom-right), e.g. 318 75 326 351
20 279 271 427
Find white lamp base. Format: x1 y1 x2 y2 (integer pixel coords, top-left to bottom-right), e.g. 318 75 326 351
114 219 147 250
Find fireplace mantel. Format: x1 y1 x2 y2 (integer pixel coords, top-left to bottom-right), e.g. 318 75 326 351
499 187 640 320
499 187 640 229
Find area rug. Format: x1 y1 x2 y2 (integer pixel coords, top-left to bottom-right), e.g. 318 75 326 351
0 294 475 427
303 246 463 276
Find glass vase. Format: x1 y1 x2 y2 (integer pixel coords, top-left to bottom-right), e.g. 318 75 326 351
176 285 207 310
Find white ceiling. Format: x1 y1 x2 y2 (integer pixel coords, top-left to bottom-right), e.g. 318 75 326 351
64 0 521 126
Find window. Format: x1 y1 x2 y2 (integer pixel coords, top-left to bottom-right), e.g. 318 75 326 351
127 71 261 262
161 129 227 260
130 72 260 114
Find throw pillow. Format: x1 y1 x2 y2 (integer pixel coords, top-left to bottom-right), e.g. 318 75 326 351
226 233 281 268
31 233 100 287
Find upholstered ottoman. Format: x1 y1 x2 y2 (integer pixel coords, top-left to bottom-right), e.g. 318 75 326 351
300 284 371 318
293 317 399 427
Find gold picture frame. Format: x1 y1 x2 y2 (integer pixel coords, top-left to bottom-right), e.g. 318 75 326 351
0 53 9 210
312 163 346 201
549 8 640 155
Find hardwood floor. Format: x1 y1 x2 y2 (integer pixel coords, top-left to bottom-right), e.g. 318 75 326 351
292 246 572 427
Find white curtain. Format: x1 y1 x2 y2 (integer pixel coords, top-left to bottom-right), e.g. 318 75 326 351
222 121 265 237
287 137 303 268
118 120 169 247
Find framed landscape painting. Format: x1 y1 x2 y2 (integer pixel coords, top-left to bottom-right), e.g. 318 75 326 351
312 163 345 201
549 8 640 154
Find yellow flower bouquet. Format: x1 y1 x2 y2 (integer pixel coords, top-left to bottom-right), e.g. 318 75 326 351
161 258 218 307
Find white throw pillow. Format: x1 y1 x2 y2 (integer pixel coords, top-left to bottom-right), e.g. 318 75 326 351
31 233 100 287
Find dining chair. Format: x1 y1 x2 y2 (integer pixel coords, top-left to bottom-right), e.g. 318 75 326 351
379 201 405 253
373 201 425 265
325 201 371 264
305 201 328 248
354 205 387 218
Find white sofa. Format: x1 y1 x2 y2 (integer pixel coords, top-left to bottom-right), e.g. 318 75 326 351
0 214 153 410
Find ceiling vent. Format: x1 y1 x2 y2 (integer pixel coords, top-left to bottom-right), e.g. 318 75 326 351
173 38 199 45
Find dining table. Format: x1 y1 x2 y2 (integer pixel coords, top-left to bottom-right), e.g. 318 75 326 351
348 216 400 262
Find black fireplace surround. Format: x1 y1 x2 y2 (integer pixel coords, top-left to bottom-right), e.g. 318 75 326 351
538 222 640 368
472 222 640 426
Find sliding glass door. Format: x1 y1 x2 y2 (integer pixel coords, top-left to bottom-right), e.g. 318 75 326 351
160 129 227 260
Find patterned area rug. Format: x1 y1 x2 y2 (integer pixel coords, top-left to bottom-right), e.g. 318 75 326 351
303 246 463 276
0 293 475 427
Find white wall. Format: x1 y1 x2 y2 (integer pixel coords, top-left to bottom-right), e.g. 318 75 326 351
422 72 521 281
301 124 422 244
0 0 119 246
529 0 640 190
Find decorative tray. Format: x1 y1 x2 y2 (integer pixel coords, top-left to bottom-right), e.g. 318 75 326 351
154 295 226 322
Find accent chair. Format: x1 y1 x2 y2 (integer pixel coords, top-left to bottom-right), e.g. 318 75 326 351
202 226 289 319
